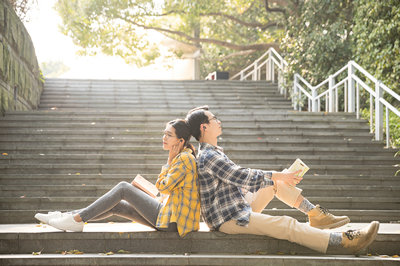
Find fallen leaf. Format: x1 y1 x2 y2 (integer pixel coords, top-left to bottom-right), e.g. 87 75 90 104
82 184 86 186
393 255 399 258
105 251 114 256
276 252 285 255
32 249 43 255
35 224 42 227
68 250 84 255
2 153 8 156
117 250 130 254
75 173 81 175
20 196 25 198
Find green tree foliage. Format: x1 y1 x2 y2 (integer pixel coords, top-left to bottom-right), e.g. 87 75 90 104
353 0 400 105
54 0 285 71
40 61 70 78
281 0 353 87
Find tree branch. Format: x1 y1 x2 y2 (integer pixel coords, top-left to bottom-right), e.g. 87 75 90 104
264 0 286 14
200 12 282 30
128 7 282 30
117 15 279 51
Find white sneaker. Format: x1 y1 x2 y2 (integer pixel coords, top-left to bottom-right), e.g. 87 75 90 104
49 213 84 232
34 211 65 224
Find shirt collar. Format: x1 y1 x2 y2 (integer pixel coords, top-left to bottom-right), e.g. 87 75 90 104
199 142 224 153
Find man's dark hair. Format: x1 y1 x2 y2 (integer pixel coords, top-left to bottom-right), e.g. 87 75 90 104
185 105 209 141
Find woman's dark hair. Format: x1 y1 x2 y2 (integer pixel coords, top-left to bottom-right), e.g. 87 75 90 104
168 119 196 155
185 105 209 141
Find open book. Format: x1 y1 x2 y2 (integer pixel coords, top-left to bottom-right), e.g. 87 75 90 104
131 174 159 198
287 158 310 177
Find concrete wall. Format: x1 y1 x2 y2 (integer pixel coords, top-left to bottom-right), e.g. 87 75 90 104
0 1 43 113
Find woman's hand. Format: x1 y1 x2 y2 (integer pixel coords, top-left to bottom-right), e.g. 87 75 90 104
271 170 302 187
167 141 184 165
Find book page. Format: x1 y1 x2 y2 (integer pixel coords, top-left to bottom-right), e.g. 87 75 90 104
131 174 159 198
287 158 310 178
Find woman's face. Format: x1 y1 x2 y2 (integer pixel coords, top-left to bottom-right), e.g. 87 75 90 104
162 124 181 151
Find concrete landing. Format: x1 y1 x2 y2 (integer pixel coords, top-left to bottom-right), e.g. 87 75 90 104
0 222 398 234
1 222 399 256
0 254 399 266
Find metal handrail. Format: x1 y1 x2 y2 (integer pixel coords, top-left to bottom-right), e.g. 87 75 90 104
230 48 288 96
232 49 400 148
293 60 400 147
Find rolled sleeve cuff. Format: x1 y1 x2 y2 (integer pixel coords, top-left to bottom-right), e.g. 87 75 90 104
263 171 274 186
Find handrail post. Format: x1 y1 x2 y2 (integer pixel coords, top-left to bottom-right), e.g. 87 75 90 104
375 81 383 141
271 58 275 83
240 71 244 80
253 60 258 80
293 74 298 110
328 75 335 112
312 88 318 112
347 62 355 112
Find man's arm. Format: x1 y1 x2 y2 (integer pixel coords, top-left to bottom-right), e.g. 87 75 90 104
201 150 273 192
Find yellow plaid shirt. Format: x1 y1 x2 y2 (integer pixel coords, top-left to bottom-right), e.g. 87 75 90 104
155 148 200 237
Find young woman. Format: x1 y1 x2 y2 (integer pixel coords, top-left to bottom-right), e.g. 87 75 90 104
35 119 200 237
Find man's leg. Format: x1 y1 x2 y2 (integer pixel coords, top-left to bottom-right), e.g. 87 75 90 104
219 212 330 253
219 213 380 255
248 186 275 213
274 180 350 229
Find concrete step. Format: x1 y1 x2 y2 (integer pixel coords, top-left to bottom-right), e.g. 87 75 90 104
0 223 398 256
1 184 398 198
0 163 396 175
0 115 368 126
1 174 398 186
1 196 398 210
1 208 399 224
1 254 399 266
0 153 397 165
0 137 385 149
1 145 395 157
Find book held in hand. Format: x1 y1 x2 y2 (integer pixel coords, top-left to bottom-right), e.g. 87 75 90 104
131 174 159 198
287 158 310 177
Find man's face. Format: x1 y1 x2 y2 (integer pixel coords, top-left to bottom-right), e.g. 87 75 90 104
204 111 222 138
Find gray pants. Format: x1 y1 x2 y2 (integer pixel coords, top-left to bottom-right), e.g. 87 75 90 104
74 181 177 232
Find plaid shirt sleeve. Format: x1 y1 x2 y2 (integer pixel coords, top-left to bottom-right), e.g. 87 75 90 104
203 150 273 192
156 155 187 194
198 143 274 230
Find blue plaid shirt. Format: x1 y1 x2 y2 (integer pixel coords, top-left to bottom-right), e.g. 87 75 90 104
197 143 274 230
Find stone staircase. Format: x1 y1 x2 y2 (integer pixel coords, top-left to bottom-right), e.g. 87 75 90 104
0 79 399 265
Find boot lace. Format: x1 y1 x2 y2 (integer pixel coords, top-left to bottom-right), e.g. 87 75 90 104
319 205 331 215
344 230 361 240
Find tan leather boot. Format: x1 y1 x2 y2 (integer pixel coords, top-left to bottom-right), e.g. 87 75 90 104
342 221 380 254
308 205 350 229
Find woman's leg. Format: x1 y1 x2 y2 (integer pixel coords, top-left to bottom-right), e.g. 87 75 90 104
49 181 163 231
73 201 155 228
77 181 162 227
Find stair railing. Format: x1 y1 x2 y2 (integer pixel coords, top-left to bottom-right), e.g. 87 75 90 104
294 60 400 147
231 49 400 148
230 48 288 97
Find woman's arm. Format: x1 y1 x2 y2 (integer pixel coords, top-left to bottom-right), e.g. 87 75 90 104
156 152 195 194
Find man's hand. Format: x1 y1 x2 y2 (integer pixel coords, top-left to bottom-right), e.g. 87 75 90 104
271 170 302 187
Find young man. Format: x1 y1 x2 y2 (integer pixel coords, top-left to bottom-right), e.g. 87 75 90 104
186 106 379 254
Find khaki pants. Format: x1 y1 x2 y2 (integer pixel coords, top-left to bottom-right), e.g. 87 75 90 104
219 181 331 253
